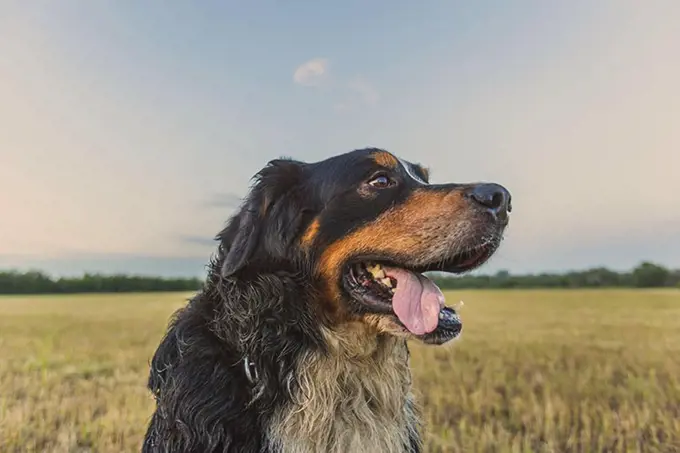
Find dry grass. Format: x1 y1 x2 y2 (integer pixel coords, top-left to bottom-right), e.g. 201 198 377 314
1 289 679 452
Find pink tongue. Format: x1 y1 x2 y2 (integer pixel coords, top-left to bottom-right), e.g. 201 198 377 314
383 266 445 335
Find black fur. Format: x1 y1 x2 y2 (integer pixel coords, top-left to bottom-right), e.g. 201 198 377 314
142 148 510 452
142 273 325 452
142 152 365 452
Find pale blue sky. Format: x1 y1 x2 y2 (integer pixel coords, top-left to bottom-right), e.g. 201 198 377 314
2 1 679 277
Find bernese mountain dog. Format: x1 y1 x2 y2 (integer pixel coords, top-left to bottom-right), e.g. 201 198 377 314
142 147 511 453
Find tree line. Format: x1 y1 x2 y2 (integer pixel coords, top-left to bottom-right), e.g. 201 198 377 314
431 261 680 290
0 271 202 294
0 261 678 295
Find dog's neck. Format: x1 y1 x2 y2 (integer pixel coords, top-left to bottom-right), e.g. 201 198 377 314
266 322 420 453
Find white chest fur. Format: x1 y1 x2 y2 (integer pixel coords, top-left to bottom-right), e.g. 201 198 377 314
267 324 419 453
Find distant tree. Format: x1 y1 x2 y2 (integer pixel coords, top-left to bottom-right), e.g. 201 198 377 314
495 270 510 279
631 262 670 288
668 270 680 287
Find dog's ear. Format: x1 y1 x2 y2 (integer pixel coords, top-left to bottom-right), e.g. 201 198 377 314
220 196 261 278
220 159 308 278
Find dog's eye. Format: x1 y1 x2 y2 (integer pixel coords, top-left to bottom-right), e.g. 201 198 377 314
368 175 393 189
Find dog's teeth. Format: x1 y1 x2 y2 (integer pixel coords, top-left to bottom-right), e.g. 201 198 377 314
439 312 444 320
380 277 392 287
367 264 385 280
370 267 385 279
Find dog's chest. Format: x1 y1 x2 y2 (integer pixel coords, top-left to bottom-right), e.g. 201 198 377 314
266 333 418 453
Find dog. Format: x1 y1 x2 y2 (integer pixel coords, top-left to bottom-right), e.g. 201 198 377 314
142 147 511 453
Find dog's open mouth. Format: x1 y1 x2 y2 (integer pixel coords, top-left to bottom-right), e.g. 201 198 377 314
343 242 495 341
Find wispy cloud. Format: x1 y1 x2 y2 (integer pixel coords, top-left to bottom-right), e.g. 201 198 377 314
293 58 379 110
348 76 380 106
180 235 216 247
293 58 329 86
203 192 244 209
333 76 380 112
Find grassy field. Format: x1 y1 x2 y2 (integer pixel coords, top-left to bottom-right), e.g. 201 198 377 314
1 290 679 453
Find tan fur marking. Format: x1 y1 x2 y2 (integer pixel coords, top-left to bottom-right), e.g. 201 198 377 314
301 218 321 246
318 189 469 301
267 324 419 453
374 151 399 169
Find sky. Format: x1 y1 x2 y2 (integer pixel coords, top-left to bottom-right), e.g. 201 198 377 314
1 1 679 278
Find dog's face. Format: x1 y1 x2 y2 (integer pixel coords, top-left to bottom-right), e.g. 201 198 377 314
219 148 511 345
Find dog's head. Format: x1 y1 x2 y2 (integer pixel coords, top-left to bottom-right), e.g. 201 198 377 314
217 148 511 345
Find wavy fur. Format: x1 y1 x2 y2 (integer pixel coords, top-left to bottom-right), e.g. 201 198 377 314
142 269 421 452
142 148 510 452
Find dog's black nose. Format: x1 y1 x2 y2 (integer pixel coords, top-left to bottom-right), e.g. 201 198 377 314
467 183 512 223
